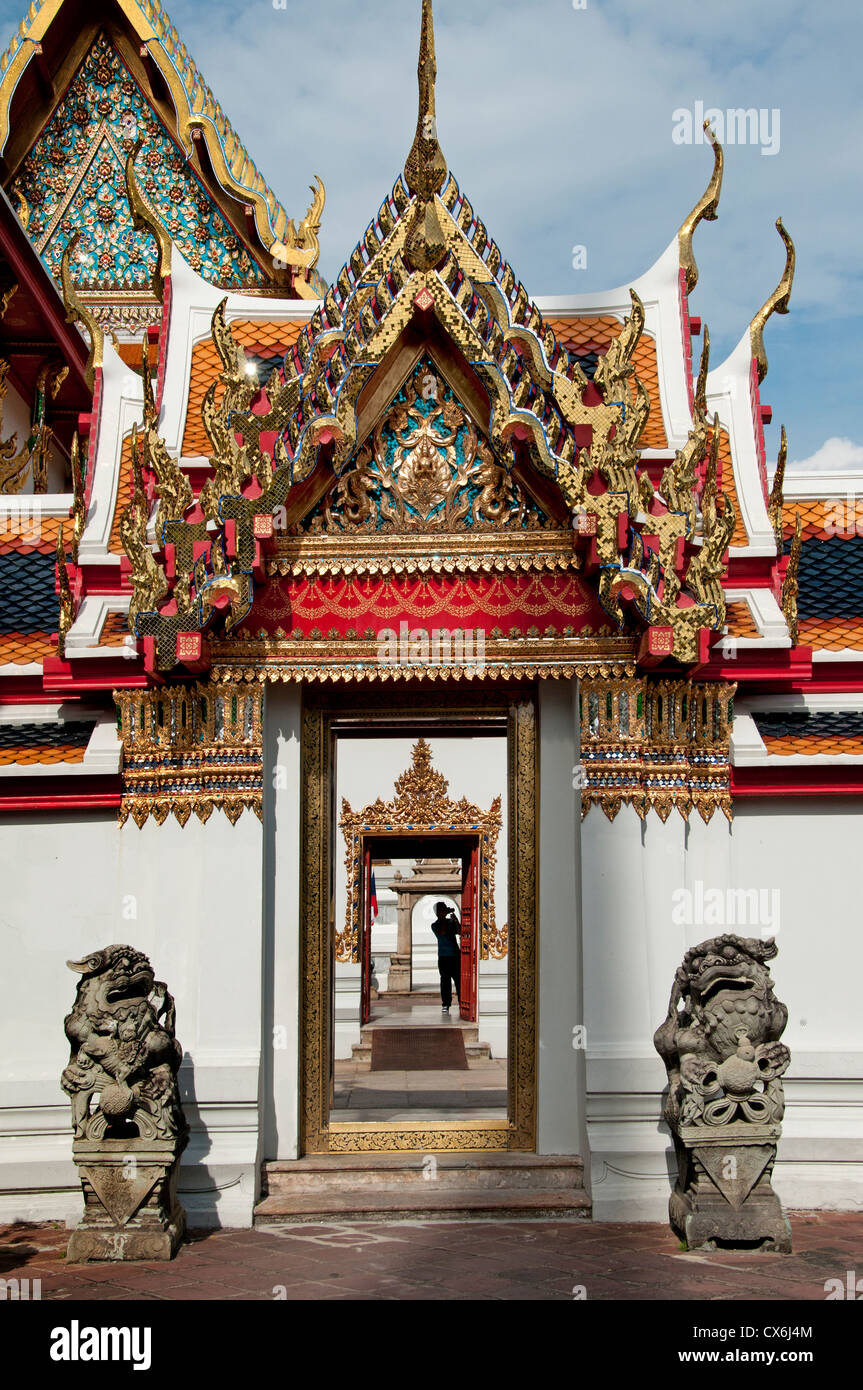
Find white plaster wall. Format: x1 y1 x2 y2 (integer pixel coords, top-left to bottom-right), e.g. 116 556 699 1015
0 809 264 1228
584 798 863 1220
260 686 302 1162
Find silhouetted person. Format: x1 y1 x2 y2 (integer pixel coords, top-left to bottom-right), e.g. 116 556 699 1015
431 901 460 1013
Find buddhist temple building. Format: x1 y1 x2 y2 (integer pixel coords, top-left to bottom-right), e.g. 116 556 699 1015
0 0 859 1228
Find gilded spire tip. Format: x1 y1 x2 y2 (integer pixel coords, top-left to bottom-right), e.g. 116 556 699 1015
404 0 447 202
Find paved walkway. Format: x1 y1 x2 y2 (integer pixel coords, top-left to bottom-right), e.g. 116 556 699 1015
1 1212 859 1301
333 1062 508 1122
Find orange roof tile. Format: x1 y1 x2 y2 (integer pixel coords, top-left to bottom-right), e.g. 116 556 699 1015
798 617 863 652
724 601 759 638
108 433 134 556
705 422 748 549
545 315 621 354
0 515 64 556
114 342 160 372
547 315 667 451
99 610 130 647
783 497 860 541
0 631 54 664
763 734 863 756
182 319 310 457
0 743 87 765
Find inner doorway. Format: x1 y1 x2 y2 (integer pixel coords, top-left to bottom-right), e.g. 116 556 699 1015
358 836 481 1026
332 737 508 1127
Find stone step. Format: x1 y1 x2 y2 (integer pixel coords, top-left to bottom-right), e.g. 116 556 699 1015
349 1039 493 1065
261 1152 585 1199
254 1186 591 1224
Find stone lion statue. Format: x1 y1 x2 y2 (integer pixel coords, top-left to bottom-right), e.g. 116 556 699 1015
61 945 185 1141
654 933 790 1130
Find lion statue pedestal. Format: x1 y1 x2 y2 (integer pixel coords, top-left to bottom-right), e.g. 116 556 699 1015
61 945 188 1262
655 934 792 1252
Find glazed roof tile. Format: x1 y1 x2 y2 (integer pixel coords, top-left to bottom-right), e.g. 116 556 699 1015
0 551 59 633
0 719 93 765
798 617 863 652
724 600 759 638
783 498 842 541
109 434 135 556
0 515 64 556
793 535 863 620
0 744 88 764
712 422 748 548
754 711 863 744
99 610 130 647
761 734 863 755
0 630 53 664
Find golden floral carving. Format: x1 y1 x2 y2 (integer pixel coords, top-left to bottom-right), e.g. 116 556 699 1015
579 675 736 823
115 681 263 826
305 362 550 537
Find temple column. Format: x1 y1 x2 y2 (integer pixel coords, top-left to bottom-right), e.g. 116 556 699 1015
387 872 414 993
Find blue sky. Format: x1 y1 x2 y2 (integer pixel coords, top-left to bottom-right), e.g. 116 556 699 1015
2 0 860 468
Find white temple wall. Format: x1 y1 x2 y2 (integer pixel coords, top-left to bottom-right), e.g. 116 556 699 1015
260 686 302 1164
536 680 587 1158
583 797 863 1220
729 800 863 1213
0 809 264 1228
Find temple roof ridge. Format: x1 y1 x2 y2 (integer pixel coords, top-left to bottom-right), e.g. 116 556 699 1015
0 0 325 279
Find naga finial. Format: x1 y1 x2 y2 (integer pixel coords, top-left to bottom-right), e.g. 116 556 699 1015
750 218 795 385
694 323 710 416
768 424 787 553
272 176 326 276
782 510 802 645
125 140 172 303
403 0 448 271
56 523 74 658
678 121 723 295
69 432 85 566
60 233 104 391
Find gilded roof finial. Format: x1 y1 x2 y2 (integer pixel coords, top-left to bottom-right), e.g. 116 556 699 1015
750 218 795 384
678 121 723 295
403 0 448 271
125 140 172 303
56 523 74 659
60 232 104 391
768 424 787 553
781 510 802 645
694 323 710 415
404 0 447 200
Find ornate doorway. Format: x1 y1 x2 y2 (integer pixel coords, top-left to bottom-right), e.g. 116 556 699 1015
339 739 502 1025
300 686 537 1154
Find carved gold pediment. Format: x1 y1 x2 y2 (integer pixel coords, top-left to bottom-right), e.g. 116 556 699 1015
300 359 553 540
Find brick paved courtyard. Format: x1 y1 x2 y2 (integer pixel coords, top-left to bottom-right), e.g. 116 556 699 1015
2 1211 860 1301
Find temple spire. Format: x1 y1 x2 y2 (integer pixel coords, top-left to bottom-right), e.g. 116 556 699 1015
404 0 448 200
403 0 448 270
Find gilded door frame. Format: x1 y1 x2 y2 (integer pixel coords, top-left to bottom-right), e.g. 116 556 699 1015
299 685 537 1154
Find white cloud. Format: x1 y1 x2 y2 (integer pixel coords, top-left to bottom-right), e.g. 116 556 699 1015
789 437 863 471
